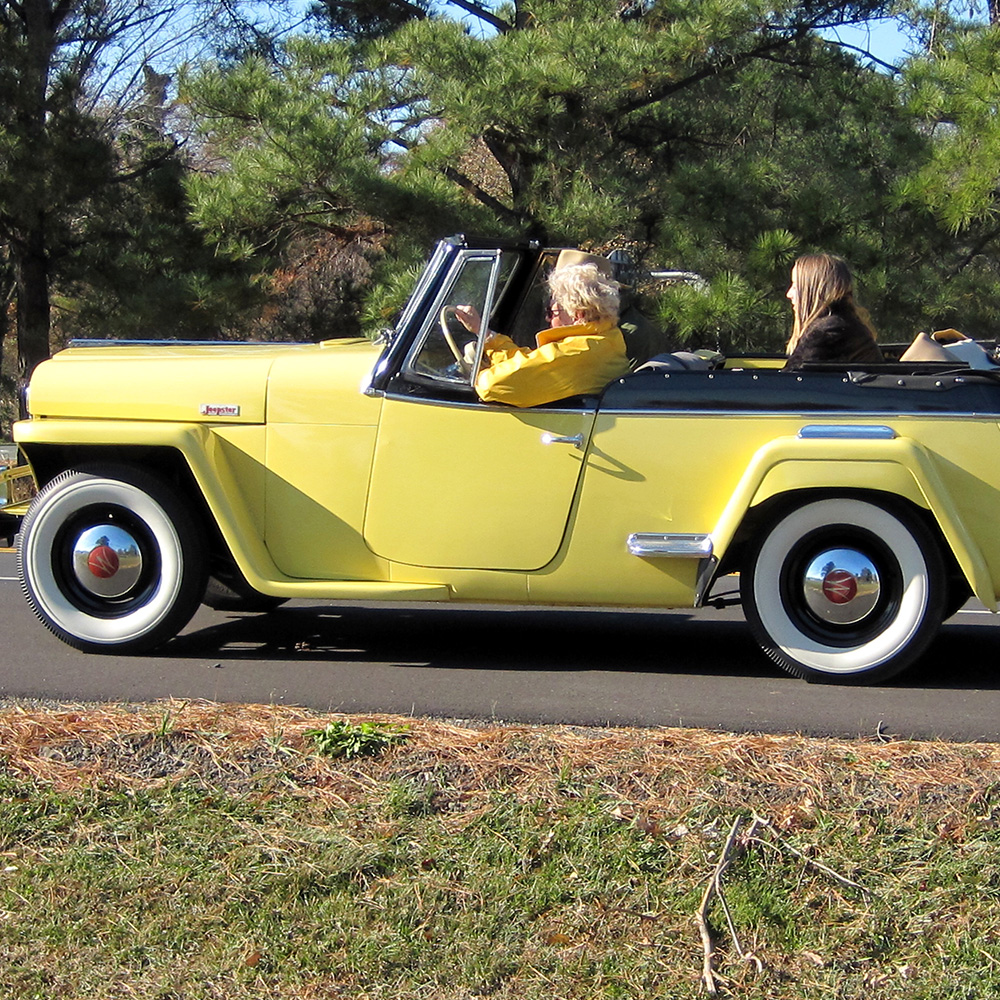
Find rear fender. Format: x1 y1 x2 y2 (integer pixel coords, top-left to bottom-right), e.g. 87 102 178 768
710 432 995 611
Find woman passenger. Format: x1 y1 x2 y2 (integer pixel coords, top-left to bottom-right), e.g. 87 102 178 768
784 254 882 369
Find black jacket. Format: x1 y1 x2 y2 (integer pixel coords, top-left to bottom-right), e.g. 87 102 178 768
784 304 883 369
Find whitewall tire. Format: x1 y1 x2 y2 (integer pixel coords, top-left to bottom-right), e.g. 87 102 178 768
741 497 945 684
18 466 207 653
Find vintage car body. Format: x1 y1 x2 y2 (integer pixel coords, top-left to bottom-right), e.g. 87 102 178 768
13 235 1000 684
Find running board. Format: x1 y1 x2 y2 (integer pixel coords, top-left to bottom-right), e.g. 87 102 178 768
265 581 451 601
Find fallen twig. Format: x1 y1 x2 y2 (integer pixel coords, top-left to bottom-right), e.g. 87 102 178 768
694 811 866 992
751 814 870 897
696 815 745 995
717 816 765 961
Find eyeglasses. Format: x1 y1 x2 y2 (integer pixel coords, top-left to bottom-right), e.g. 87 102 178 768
546 302 566 320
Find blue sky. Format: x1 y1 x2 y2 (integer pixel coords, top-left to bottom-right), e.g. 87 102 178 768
821 17 921 69
265 2 926 68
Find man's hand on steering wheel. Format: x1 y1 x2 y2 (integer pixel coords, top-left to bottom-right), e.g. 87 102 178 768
452 304 482 334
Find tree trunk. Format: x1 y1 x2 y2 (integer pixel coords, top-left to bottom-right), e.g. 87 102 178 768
0 257 9 372
482 129 548 241
14 229 51 385
13 1 58 388
0 271 7 437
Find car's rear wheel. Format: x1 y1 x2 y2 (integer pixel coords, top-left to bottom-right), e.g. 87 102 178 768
741 497 945 684
18 466 208 653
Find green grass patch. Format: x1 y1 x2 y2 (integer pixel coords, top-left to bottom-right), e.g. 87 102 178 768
308 718 409 759
1 702 1000 998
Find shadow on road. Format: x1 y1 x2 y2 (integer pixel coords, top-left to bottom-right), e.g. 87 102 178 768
162 603 783 680
159 603 1000 690
902 621 1000 690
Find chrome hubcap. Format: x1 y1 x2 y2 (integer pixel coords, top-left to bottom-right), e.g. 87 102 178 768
71 524 144 599
802 547 880 625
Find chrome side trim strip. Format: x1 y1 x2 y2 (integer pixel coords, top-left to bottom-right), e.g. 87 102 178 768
598 408 997 419
798 424 897 440
627 533 713 558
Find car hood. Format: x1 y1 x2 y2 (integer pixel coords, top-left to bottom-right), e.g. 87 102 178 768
25 339 378 423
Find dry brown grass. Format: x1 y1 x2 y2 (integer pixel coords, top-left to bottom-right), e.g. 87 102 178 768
2 698 996 830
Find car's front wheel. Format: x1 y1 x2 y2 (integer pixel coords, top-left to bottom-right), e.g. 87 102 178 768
741 497 945 684
18 466 208 653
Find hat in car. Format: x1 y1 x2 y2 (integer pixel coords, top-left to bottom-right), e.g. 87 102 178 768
555 249 616 280
901 329 999 369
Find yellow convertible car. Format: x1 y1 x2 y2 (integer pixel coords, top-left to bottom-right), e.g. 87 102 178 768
13 236 1000 684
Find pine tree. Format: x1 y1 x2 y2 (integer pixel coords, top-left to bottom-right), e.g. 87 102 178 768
0 0 298 394
185 0 952 347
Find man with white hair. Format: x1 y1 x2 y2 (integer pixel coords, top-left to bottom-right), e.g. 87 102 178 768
456 251 630 408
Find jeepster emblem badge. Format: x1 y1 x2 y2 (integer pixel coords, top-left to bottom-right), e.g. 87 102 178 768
199 404 241 417
821 568 857 604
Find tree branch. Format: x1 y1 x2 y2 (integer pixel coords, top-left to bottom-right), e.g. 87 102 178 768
440 164 522 223
109 140 183 185
51 0 79 33
441 0 512 34
618 29 811 115
828 39 902 74
952 226 1000 276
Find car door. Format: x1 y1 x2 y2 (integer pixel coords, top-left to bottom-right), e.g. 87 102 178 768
363 249 596 571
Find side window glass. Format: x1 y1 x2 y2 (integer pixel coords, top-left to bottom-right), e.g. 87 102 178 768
406 256 497 383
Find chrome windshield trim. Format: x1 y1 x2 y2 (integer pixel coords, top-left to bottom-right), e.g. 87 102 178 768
395 241 452 335
381 391 592 414
400 249 503 385
798 424 897 440
627 533 713 558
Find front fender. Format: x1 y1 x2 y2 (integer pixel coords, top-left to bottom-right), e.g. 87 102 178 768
16 418 275 579
15 419 448 601
710 430 995 611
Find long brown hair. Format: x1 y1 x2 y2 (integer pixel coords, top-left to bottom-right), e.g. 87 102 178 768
786 254 876 354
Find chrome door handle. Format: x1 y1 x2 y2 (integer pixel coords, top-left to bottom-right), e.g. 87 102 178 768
541 432 584 450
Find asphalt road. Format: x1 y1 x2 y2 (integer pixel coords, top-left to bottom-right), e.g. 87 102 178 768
3 548 1000 740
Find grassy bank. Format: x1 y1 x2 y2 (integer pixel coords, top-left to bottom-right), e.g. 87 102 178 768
1 701 999 999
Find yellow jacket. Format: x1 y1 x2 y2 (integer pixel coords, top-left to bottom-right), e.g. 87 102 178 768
475 319 630 408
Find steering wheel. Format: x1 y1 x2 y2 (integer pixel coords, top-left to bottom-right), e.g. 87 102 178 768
440 306 472 373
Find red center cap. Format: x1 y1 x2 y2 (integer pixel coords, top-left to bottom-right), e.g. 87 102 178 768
87 545 120 579
822 568 857 604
